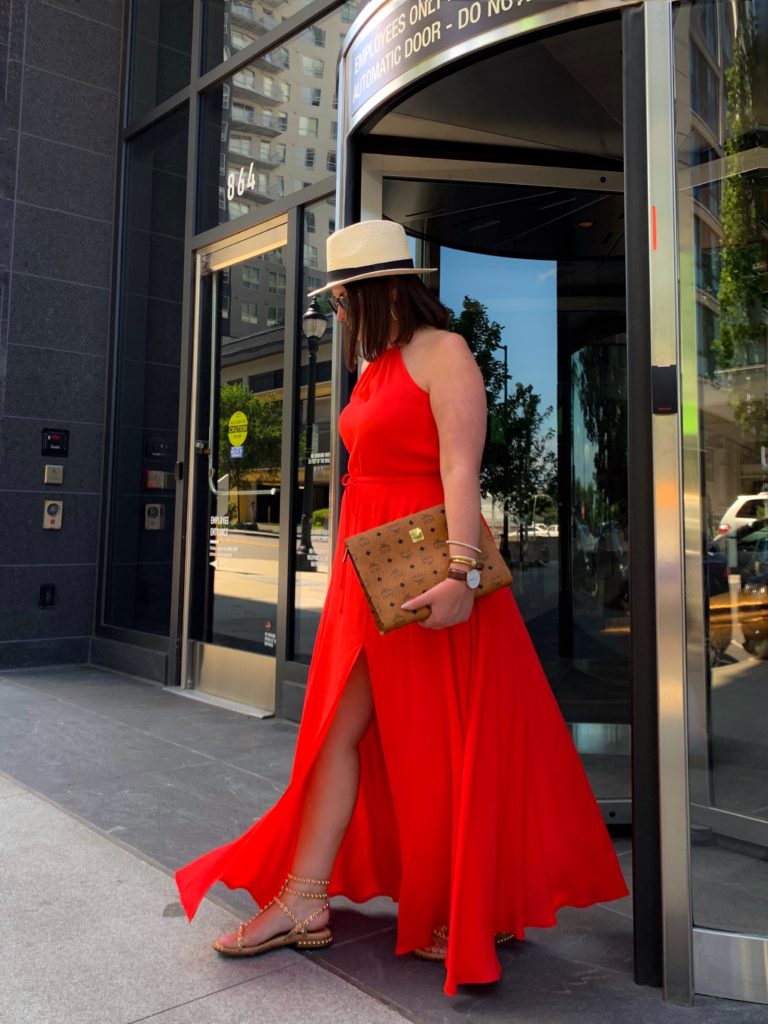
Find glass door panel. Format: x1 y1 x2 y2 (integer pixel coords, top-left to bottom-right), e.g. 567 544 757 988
676 0 768 1001
383 174 630 810
184 221 288 711
209 252 285 655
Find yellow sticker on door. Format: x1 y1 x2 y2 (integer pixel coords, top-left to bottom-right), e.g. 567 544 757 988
228 411 248 447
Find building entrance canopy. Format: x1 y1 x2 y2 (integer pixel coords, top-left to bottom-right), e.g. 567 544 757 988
344 0 636 127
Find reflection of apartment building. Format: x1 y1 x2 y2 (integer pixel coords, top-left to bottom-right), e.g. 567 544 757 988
220 2 353 231
216 1 355 489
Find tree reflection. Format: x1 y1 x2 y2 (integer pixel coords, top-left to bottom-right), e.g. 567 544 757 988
574 341 628 530
449 296 556 564
218 381 283 522
711 9 762 376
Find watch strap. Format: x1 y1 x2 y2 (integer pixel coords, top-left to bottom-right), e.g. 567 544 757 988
447 567 469 583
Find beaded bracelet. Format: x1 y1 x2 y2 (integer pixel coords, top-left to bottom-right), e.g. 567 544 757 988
446 539 482 554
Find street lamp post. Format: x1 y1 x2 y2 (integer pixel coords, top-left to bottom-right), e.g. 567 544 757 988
296 300 327 572
498 343 511 563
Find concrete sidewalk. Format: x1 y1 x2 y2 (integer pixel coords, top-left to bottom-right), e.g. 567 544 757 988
0 774 405 1024
1 664 767 1024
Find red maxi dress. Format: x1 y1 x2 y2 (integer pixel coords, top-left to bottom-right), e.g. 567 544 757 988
175 345 628 996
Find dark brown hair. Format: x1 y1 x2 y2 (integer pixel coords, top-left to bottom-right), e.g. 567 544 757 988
342 275 449 371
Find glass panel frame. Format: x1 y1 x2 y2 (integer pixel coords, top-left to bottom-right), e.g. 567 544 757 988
677 0 768 942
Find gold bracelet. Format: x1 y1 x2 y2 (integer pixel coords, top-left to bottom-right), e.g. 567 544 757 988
449 555 482 569
446 539 482 554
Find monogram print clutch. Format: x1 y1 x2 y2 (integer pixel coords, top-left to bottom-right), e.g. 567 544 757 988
344 504 513 634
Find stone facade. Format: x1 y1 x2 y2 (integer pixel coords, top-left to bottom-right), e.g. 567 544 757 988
0 0 124 667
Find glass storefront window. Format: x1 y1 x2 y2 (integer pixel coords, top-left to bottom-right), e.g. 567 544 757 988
677 0 768 937
202 0 361 72
129 0 194 122
290 198 335 663
104 109 189 633
202 0 304 72
197 2 363 231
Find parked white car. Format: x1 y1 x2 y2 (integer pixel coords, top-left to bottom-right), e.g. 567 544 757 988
717 494 768 535
530 521 558 538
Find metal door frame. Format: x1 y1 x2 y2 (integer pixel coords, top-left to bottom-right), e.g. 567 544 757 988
179 213 292 715
624 2 768 1006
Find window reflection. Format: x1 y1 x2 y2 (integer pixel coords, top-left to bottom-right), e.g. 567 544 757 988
203 0 306 72
129 0 193 121
291 199 335 663
198 2 363 230
691 39 720 137
437 231 629 783
208 245 288 656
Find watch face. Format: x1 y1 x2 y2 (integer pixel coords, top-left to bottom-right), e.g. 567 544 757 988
466 568 481 590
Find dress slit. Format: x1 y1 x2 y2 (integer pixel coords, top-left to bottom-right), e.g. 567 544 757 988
175 633 402 922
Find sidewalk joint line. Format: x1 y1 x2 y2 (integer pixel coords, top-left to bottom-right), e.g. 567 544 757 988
123 960 306 1024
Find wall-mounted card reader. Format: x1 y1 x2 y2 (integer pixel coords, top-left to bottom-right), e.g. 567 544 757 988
652 365 678 415
42 428 69 456
43 500 63 529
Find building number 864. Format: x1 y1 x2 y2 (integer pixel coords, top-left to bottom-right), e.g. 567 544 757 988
227 163 257 200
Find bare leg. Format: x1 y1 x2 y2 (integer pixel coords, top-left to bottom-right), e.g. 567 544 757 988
216 652 374 948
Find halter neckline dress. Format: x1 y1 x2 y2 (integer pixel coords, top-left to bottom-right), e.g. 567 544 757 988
175 344 628 996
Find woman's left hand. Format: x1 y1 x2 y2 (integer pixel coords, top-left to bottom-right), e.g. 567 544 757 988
401 578 475 629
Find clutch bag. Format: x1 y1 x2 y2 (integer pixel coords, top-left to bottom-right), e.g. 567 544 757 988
344 504 513 634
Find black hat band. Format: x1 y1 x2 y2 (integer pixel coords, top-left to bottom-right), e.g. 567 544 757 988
326 257 414 282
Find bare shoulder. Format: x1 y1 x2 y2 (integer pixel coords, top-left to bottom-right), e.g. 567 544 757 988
403 328 479 391
434 330 477 365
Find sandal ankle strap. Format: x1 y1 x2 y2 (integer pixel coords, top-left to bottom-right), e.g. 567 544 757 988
273 895 330 934
283 884 329 899
287 871 331 886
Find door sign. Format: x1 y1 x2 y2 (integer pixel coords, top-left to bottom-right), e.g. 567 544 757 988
209 514 240 568
227 411 248 447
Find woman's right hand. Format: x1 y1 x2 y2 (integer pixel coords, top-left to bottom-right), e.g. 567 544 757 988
401 578 474 629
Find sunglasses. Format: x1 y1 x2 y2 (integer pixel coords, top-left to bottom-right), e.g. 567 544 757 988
328 294 349 314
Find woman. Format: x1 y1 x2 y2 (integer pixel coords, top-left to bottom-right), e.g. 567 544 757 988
175 220 628 996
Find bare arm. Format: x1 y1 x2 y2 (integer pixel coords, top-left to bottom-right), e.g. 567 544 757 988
432 333 487 552
401 332 487 628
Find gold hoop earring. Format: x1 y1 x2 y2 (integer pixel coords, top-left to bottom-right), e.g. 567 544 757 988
390 304 399 321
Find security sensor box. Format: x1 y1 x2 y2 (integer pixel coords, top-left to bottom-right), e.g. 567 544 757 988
144 503 165 530
43 501 63 529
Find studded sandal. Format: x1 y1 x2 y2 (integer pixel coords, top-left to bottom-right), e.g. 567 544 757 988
414 923 515 961
213 873 333 957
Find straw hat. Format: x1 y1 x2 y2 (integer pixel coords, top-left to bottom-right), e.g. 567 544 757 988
307 220 436 297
